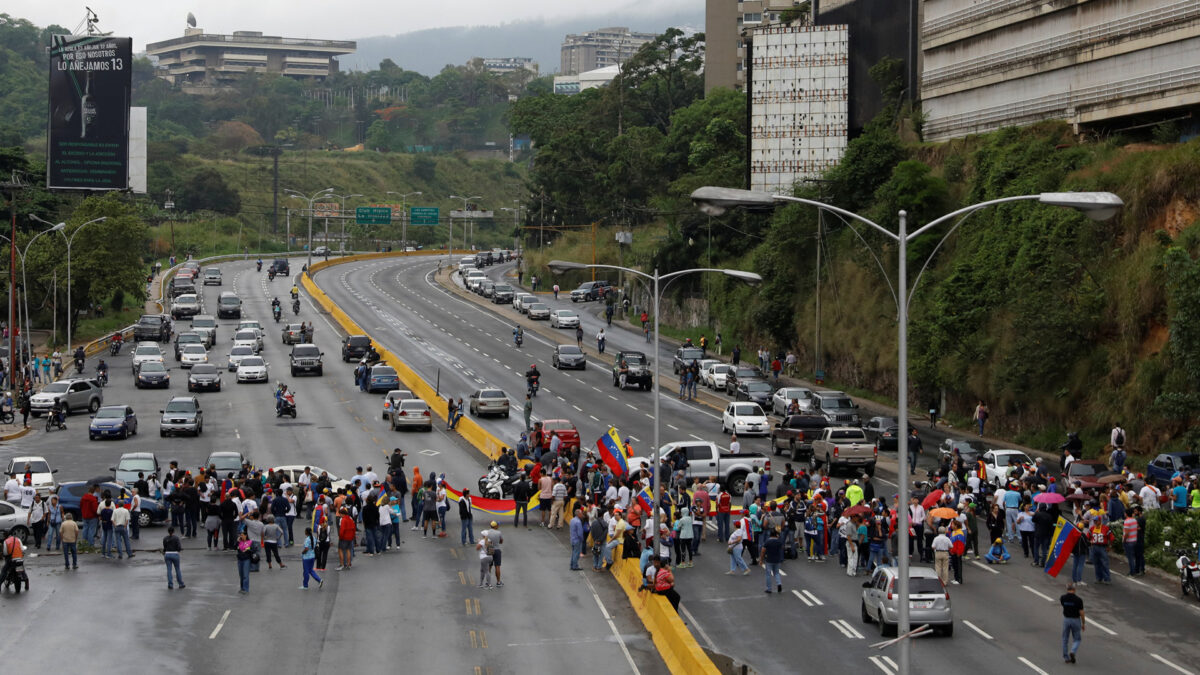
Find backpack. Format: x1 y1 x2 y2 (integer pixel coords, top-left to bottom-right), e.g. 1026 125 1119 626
1115 429 1125 446
484 536 495 556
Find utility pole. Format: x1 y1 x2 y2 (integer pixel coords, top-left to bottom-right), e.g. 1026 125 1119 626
2 172 23 389
272 147 280 234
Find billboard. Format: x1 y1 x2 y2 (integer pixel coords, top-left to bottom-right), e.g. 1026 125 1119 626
47 34 133 191
749 24 849 195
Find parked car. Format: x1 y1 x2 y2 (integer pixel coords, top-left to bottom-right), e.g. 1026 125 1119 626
281 323 306 345
216 292 242 319
570 280 612 302
203 267 222 286
271 465 350 492
3 456 58 496
179 344 208 369
552 344 587 370
133 314 171 343
861 566 953 636
550 309 580 328
703 363 732 390
862 416 898 442
1064 459 1110 490
513 294 537 313
341 335 372 361
389 399 433 431
111 452 159 484
0 500 31 542
734 380 774 406
160 396 203 436
381 389 414 420
492 284 515 304
187 363 222 392
206 451 248 475
612 351 652 390
724 365 765 396
811 426 877 475
170 293 201 319
367 364 399 393
469 389 510 417
938 438 982 464
173 332 205 360
540 419 581 450
89 405 138 440
672 347 706 375
30 378 103 416
527 303 550 320
769 415 830 461
721 402 770 436
56 481 168 528
772 387 815 416
1147 452 1200 487
289 344 324 376
134 361 171 389
235 356 269 383
812 390 861 426
982 449 1034 486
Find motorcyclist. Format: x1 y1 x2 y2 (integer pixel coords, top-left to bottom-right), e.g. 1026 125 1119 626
1 530 25 590
1059 432 1083 472
110 332 123 355
50 398 66 429
291 285 299 300
525 364 540 395
274 383 289 414
268 268 276 281
96 359 109 386
73 346 85 374
256 258 263 272
513 325 523 347
292 298 301 315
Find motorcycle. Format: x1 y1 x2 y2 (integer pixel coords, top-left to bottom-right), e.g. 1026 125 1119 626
109 340 122 356
256 261 263 272
514 332 523 348
292 299 301 316
272 305 282 323
96 368 109 388
268 269 276 282
1168 541 1200 600
526 375 539 397
276 391 297 418
477 463 518 500
45 409 66 432
1 556 29 594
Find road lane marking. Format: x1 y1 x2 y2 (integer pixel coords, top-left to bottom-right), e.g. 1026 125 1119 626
579 564 642 675
829 619 863 639
572 405 582 412
209 609 231 639
1022 585 1054 602
625 404 637 410
667 424 679 430
962 620 993 640
589 415 599 421
970 560 999 574
644 413 654 419
868 656 896 675
629 435 640 442
791 589 813 607
1017 657 1049 675
679 603 718 653
1151 654 1195 675
799 589 823 605
690 434 704 441
1086 617 1116 636
609 395 618 401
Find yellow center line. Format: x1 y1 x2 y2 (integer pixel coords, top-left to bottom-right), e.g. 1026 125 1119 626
458 571 467 585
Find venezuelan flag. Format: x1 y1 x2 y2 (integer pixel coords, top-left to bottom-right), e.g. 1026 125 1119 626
1044 516 1082 578
636 486 654 514
596 427 629 477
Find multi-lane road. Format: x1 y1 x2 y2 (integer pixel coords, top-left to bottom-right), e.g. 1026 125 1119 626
4 252 1199 675
0 257 665 675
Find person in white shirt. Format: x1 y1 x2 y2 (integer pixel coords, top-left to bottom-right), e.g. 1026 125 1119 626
966 474 981 494
363 466 378 486
19 481 36 509
729 434 741 455
616 483 631 511
4 474 20 502
1139 483 1160 510
111 503 134 559
604 483 618 507
1110 423 1125 449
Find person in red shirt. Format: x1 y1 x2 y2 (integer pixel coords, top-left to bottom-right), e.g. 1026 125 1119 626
80 486 100 546
717 489 732 543
337 508 356 570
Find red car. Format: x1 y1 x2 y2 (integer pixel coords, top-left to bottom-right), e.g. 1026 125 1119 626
540 419 580 450
1064 459 1110 490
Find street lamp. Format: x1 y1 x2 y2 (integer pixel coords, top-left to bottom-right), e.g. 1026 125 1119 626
547 259 762 563
327 193 362 255
285 187 334 271
690 185 1123 675
387 190 422 250
449 195 483 251
29 214 106 350
0 221 66 368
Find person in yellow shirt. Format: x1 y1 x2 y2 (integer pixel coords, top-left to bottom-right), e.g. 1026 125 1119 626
846 480 865 507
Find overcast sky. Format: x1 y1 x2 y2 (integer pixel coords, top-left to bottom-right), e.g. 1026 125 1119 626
7 0 698 52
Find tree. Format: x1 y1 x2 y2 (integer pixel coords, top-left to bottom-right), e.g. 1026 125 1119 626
178 168 241 215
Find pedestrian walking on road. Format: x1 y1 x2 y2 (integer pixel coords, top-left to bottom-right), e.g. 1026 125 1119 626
300 527 323 590
973 400 989 437
575 325 584 351
60 513 79 570
482 521 504 586
236 532 253 594
569 509 585 571
1060 583 1085 663
163 526 185 589
727 524 749 574
459 489 475 545
477 531 495 588
262 515 286 569
932 526 951 585
763 528 784 593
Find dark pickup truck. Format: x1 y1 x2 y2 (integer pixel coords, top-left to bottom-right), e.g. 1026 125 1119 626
133 314 172 343
1147 452 1200 487
612 350 652 390
770 415 830 461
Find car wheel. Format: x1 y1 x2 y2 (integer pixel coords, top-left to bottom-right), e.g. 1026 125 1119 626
809 453 819 472
138 511 151 528
880 617 896 638
865 463 876 477
721 423 728 434
196 423 203 436
121 429 129 439
826 455 833 474
770 435 780 456
939 622 953 637
861 601 874 623
6 525 28 543
503 411 509 418
581 362 586 371
160 430 166 437
728 472 747 496
317 368 323 376
89 434 96 441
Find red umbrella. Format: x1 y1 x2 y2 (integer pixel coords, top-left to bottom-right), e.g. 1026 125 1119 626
921 489 944 509
844 504 872 518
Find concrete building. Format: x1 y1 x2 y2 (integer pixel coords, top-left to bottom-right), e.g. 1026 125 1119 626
553 65 621 95
480 57 538 76
704 0 800 93
750 23 850 194
146 27 355 88
922 0 1200 141
560 27 656 75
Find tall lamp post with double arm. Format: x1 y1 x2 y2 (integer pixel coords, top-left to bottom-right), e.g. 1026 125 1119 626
690 185 1123 675
285 187 334 272
547 259 762 561
29 214 106 350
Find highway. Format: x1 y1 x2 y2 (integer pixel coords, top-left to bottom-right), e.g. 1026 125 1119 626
312 254 1200 675
0 256 665 675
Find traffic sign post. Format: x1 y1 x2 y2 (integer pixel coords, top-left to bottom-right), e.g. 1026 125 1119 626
356 206 392 225
410 207 439 225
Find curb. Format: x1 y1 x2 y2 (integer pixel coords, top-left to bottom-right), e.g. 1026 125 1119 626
1 426 32 441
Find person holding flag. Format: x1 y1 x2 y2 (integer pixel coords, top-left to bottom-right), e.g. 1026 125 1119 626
596 427 630 479
1042 516 1083 579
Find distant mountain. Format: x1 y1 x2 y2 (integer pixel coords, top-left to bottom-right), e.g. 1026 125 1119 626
341 11 704 76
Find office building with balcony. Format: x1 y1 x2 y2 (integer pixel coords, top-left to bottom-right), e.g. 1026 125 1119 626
146 27 356 89
560 27 656 75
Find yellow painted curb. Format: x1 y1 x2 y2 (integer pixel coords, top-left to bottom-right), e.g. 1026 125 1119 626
302 251 507 461
0 426 33 441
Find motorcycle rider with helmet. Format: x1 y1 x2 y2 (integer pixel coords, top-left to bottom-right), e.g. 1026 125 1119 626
96 359 109 387
256 258 263 272
274 382 289 414
513 325 523 347
525 364 540 396
49 398 66 430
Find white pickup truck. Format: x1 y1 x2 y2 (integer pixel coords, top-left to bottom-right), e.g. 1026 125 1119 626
810 426 877 475
628 441 771 495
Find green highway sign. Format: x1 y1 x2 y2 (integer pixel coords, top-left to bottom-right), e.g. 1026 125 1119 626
356 206 392 225
410 206 440 226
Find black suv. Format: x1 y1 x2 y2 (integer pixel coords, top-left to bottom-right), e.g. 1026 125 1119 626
271 259 290 276
341 335 372 362
671 346 706 375
570 280 612 302
724 365 765 395
612 351 653 390
290 343 324 376
133 314 172 343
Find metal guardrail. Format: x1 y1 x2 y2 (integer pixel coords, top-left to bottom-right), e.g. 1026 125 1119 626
925 0 1043 37
924 1 1200 88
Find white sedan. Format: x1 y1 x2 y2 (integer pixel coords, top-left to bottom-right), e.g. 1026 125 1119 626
0 500 32 543
982 449 1034 485
226 345 256 371
550 309 580 328
722 402 770 436
131 343 165 374
772 386 815 415
237 319 264 334
179 344 209 369
235 356 270 383
233 328 264 352
704 363 732 390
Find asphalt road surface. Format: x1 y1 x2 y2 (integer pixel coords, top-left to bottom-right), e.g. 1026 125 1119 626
312 254 1200 675
0 257 665 675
